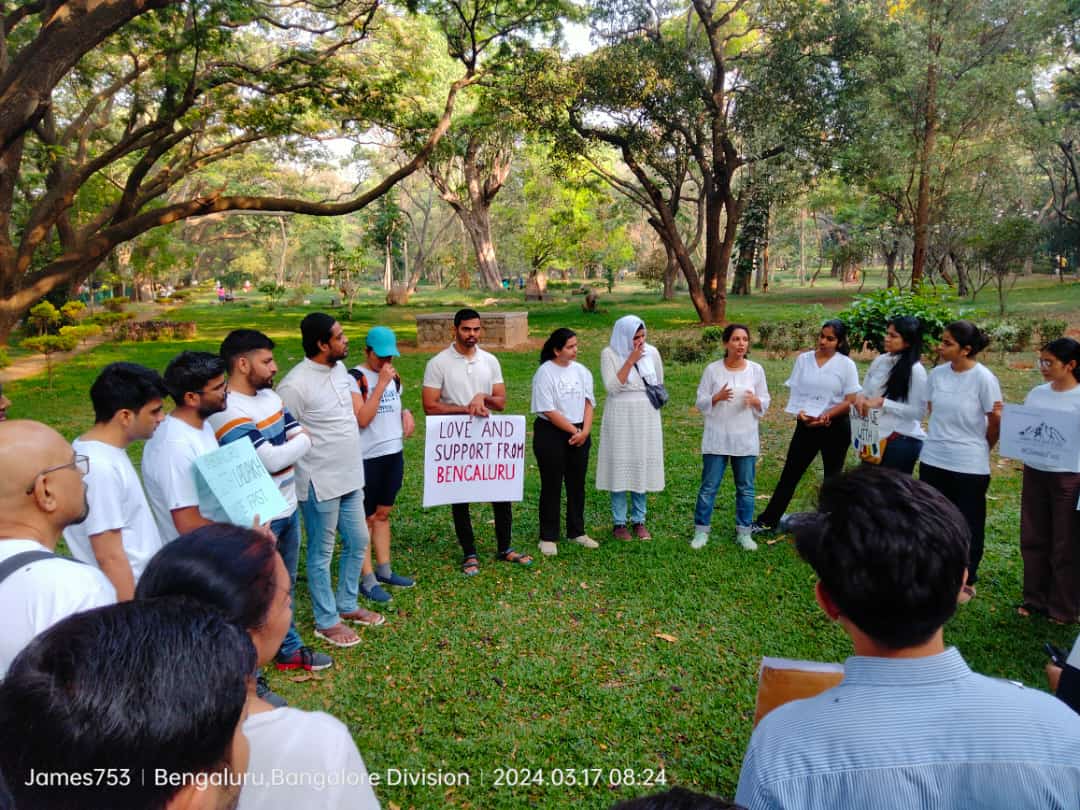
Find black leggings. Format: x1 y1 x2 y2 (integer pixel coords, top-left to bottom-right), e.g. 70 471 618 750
533 417 591 542
758 417 851 527
919 462 989 585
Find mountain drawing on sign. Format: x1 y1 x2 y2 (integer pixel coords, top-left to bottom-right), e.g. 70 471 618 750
1018 422 1067 445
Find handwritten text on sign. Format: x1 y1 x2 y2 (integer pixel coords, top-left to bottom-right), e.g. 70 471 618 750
194 438 289 527
423 415 526 507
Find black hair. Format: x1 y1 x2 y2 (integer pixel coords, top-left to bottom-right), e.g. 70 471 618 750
821 319 851 356
1042 337 1080 382
722 323 750 359
136 523 278 633
162 351 225 403
220 329 275 373
89 362 168 423
0 598 253 810
944 320 990 358
454 308 481 327
793 466 970 650
540 328 576 364
883 316 922 402
611 787 743 810
300 312 337 358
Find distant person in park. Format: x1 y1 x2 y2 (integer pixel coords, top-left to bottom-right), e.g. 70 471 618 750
596 315 665 540
691 324 770 551
918 320 1002 605
0 381 10 420
422 308 532 574
735 466 1080 809
213 329 333 679
142 350 230 542
752 319 859 535
531 327 598 556
137 524 380 810
278 313 383 648
852 315 927 473
0 598 253 810
63 362 168 599
1017 337 1080 624
0 420 115 677
348 325 416 602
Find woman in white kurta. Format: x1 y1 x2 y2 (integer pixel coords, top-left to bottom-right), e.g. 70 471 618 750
596 315 664 540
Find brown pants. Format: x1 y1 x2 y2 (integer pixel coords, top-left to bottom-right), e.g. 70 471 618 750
1020 466 1080 623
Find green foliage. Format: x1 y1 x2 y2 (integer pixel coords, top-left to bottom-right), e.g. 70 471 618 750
115 321 198 342
258 283 287 311
28 301 61 335
0 347 9 368
983 318 1035 356
59 324 103 345
1034 318 1069 345
839 286 957 353
86 311 137 336
59 300 86 325
756 315 824 355
701 326 726 346
104 296 130 312
20 334 78 388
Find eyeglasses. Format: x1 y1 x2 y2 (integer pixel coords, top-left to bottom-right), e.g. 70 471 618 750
1039 358 1058 369
25 454 90 495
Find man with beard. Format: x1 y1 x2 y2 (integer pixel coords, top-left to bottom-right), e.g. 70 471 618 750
278 313 383 650
143 351 231 543
0 420 116 677
212 330 332 680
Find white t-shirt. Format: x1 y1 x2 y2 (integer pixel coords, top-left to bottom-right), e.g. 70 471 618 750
696 359 770 457
348 366 404 460
920 363 1003 475
860 353 928 439
422 345 503 407
239 707 380 810
0 539 116 677
63 439 163 581
783 351 861 416
1022 383 1080 473
531 360 595 424
141 414 224 543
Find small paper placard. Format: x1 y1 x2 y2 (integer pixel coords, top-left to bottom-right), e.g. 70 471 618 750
194 439 289 527
999 404 1080 473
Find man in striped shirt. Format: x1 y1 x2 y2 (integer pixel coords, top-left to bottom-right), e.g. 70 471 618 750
736 466 1080 809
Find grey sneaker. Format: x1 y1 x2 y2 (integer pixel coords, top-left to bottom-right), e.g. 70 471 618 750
735 527 758 551
256 674 288 708
690 530 709 550
539 540 558 556
570 534 599 549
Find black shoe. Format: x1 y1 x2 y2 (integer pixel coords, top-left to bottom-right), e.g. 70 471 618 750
256 674 288 708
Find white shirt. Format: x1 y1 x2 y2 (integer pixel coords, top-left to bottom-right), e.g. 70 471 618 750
696 359 770 457
422 345 503 407
860 354 928 439
63 439 163 581
0 540 116 677
277 359 364 502
783 351 861 417
348 366 404 460
1022 383 1080 473
921 363 1003 475
240 707 380 810
531 361 595 424
141 414 224 543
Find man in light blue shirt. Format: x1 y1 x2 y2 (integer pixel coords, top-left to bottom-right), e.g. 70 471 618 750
736 466 1080 810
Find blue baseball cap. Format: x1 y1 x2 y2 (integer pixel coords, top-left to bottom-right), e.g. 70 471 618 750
365 326 400 358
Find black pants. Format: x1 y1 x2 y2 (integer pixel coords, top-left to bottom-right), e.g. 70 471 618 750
758 417 851 527
920 462 989 585
452 501 512 559
533 417 591 542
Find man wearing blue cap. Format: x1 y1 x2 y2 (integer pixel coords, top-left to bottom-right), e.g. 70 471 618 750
349 326 417 604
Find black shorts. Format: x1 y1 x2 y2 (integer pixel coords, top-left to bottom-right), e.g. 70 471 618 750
363 451 404 517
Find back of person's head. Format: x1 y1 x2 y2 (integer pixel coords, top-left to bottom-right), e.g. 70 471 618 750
300 312 336 358
90 362 168 423
1043 336 1080 382
454 308 481 327
162 351 225 403
883 316 923 402
822 318 851 356
610 787 743 809
540 327 576 364
0 598 254 810
793 466 970 649
220 329 275 373
945 320 990 358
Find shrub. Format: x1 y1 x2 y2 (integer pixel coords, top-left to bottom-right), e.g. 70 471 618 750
758 315 821 355
984 318 1035 356
0 347 9 369
701 326 726 345
20 334 78 387
86 311 136 336
27 301 61 335
104 296 129 312
115 320 196 342
59 324 103 345
59 300 86 325
1033 318 1069 346
839 285 956 353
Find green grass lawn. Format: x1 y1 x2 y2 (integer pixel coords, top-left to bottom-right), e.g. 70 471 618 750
5 280 1080 808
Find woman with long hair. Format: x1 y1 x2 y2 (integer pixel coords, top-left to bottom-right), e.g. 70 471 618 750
853 315 928 473
596 315 665 540
531 328 597 556
691 324 770 551
752 319 860 534
1018 337 1080 623
919 320 1003 605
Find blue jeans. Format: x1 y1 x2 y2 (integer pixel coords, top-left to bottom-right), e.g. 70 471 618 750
611 491 647 526
299 484 369 630
270 511 303 657
694 454 756 532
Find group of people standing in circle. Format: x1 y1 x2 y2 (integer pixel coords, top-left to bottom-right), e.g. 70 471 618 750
531 313 1080 624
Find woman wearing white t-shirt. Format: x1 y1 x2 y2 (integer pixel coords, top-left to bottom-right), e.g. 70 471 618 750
1018 337 1080 624
919 321 1003 605
753 319 860 533
691 324 770 551
531 328 597 556
137 524 381 810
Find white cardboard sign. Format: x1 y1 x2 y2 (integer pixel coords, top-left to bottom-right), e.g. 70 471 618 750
422 415 526 507
999 404 1080 473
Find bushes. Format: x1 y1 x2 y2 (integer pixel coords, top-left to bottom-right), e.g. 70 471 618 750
0 347 9 369
27 301 61 335
757 315 823 355
839 286 956 353
104 296 130 312
86 311 136 336
115 320 197 342
59 324 103 345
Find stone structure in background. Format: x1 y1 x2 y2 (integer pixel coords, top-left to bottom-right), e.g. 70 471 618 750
415 311 529 349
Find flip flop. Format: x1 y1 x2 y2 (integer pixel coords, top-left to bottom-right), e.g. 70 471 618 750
462 554 480 576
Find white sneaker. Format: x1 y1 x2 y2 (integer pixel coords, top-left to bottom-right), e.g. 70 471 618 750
690 531 709 550
570 534 599 549
538 540 558 556
735 528 758 551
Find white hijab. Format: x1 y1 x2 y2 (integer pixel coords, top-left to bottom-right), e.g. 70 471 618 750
608 314 658 382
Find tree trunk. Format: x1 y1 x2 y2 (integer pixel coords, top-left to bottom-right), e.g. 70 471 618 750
885 240 899 288
277 218 288 286
911 32 941 287
457 206 502 290
951 251 969 297
662 243 677 300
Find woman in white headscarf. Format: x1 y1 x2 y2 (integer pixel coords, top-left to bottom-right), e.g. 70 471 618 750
596 315 665 539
